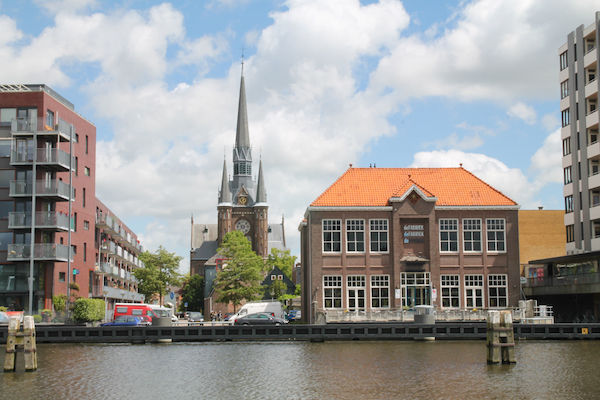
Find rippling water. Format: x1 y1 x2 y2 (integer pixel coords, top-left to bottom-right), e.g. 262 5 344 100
1 340 598 399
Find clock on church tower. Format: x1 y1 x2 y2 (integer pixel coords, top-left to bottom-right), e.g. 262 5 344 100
235 219 251 234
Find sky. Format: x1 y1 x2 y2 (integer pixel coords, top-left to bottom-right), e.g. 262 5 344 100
0 0 597 271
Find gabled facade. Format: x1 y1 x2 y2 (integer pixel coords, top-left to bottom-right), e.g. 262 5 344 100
300 166 520 323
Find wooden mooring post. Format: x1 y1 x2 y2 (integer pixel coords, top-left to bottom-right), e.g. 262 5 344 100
3 316 38 372
486 310 516 364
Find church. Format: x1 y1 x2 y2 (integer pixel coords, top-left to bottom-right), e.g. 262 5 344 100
190 73 287 313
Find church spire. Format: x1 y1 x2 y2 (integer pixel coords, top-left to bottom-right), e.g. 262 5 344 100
256 159 267 204
218 159 231 204
233 72 252 179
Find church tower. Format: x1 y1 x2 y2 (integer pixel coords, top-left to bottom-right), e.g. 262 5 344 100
217 73 269 257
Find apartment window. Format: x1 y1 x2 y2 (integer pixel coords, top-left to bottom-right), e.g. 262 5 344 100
73 212 77 232
75 157 78 176
439 219 458 252
346 219 365 252
441 275 460 308
84 167 90 176
323 275 342 309
83 243 87 262
464 274 484 308
85 135 88 154
561 109 570 127
562 138 571 155
560 80 569 99
84 220 89 230
83 188 86 207
559 51 568 70
59 272 66 282
564 166 572 184
565 195 573 213
369 219 388 252
46 110 54 128
590 129 598 144
322 219 341 253
463 219 482 252
488 274 508 308
75 133 79 143
486 219 505 252
566 224 574 243
370 275 389 308
592 190 600 207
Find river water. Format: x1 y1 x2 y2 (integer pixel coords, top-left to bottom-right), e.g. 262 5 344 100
0 340 598 399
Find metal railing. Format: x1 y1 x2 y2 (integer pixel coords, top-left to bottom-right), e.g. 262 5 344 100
11 117 74 140
10 148 73 169
322 307 526 323
7 243 73 261
10 179 73 199
8 211 70 230
524 273 600 288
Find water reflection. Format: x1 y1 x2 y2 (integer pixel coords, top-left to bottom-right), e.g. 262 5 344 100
0 341 598 399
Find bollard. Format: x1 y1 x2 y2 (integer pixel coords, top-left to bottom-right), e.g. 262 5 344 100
3 315 38 372
486 310 516 364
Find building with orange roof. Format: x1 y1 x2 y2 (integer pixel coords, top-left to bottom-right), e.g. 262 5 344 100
299 166 521 323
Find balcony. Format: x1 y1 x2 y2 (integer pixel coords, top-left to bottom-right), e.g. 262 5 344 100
8 211 71 231
10 179 73 201
7 243 73 262
10 147 75 171
100 286 144 302
11 116 74 142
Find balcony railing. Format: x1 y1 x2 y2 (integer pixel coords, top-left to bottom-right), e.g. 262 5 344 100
524 273 600 288
10 148 74 171
11 116 74 141
8 211 71 230
10 179 73 200
7 243 73 261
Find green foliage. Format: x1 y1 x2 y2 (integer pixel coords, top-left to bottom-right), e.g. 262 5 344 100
33 314 42 323
214 231 266 312
53 295 67 312
0 306 7 312
69 282 80 292
266 248 296 279
295 284 301 296
72 298 105 322
180 274 204 312
267 279 287 300
135 246 182 304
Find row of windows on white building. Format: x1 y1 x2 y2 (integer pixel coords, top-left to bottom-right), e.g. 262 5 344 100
322 218 506 253
322 273 508 310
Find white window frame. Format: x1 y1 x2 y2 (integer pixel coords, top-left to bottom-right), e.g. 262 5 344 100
346 275 366 311
346 219 365 253
463 218 482 253
488 274 508 308
439 218 458 253
322 219 341 253
440 274 460 309
464 274 484 309
486 218 506 253
370 275 390 309
369 219 389 253
323 275 342 309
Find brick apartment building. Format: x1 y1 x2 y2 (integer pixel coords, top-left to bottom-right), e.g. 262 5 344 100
300 166 520 324
0 84 143 314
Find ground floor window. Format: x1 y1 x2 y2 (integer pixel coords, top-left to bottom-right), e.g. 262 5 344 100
440 274 460 308
464 274 484 308
370 275 389 308
323 275 342 309
347 275 366 311
401 272 431 307
488 274 508 308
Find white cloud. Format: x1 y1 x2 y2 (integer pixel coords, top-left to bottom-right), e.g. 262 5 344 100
34 0 97 14
530 129 562 185
424 132 483 151
507 102 537 125
541 113 560 132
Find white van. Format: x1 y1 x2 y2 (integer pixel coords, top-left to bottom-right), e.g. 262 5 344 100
149 304 178 322
227 301 284 323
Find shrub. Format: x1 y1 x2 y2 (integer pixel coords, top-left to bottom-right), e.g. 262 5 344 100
53 295 67 312
72 298 105 322
33 314 42 323
0 306 7 312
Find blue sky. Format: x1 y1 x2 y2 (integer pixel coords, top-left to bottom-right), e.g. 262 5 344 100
1 0 597 269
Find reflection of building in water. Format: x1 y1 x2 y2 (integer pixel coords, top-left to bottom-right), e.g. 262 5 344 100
300 166 521 323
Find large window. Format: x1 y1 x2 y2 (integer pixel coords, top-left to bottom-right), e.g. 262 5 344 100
566 224 574 243
441 275 460 308
562 138 571 156
559 51 568 70
347 275 366 311
564 166 572 184
486 219 505 252
346 219 365 252
400 272 431 307
322 219 341 253
488 274 508 308
464 274 484 308
562 109 570 127
371 275 389 308
439 219 458 252
369 219 388 253
565 195 574 213
560 80 569 99
323 275 342 309
463 219 481 252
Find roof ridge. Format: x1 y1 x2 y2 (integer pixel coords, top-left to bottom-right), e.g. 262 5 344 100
460 167 517 205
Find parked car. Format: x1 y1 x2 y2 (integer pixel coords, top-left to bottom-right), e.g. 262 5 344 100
286 310 299 322
234 312 288 326
101 315 147 327
187 312 204 323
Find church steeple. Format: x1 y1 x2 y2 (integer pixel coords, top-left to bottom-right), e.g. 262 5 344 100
218 159 231 204
233 74 252 177
256 159 267 204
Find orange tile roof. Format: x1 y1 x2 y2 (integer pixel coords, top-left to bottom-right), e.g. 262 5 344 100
310 167 517 207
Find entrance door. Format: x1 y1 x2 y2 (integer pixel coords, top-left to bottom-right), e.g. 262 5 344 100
347 288 366 311
401 272 431 307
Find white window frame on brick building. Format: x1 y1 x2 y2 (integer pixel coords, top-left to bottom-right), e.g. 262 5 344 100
400 272 431 308
464 274 484 309
463 218 482 252
322 219 341 253
346 219 365 253
323 275 342 309
440 274 460 308
369 219 389 253
439 218 458 252
346 275 366 311
486 219 506 252
370 275 390 308
488 274 508 308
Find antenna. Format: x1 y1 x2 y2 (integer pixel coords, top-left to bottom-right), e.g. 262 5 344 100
241 48 245 75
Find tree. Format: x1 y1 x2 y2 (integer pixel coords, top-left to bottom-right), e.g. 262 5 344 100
267 279 287 300
214 231 265 312
180 274 204 312
135 246 182 305
266 248 296 279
